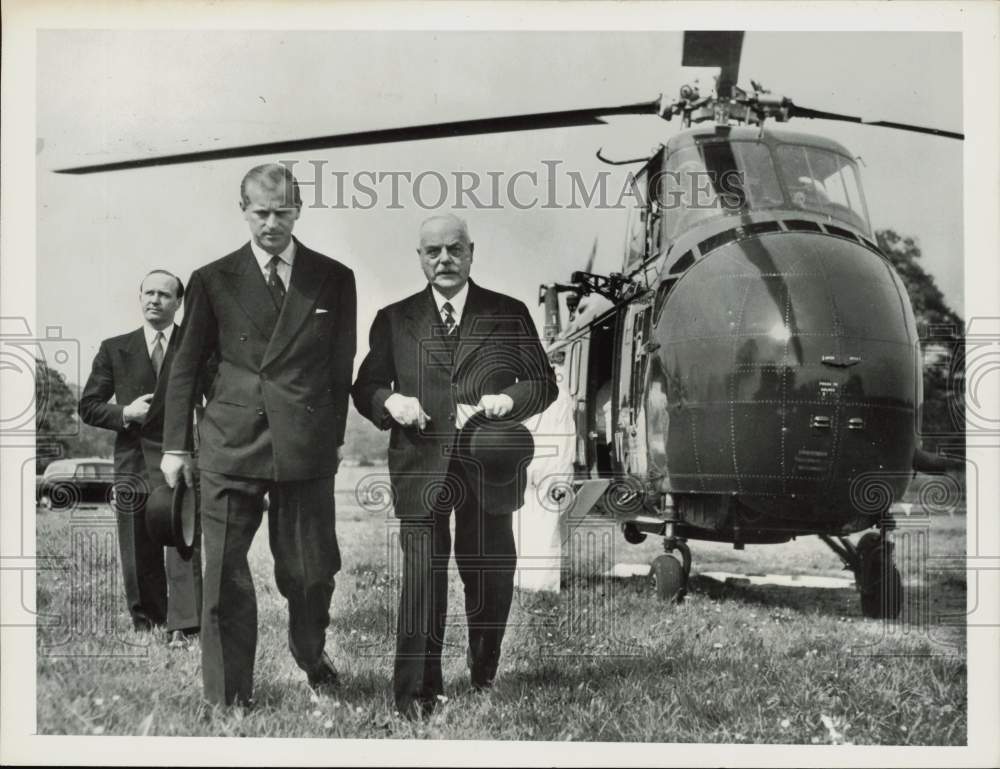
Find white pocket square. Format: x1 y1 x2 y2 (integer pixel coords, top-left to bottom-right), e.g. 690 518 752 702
315 308 329 315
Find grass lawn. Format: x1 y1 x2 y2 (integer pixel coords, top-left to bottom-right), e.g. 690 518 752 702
36 467 966 743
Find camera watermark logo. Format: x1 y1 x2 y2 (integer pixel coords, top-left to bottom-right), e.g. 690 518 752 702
0 317 80 439
35 473 152 657
846 468 968 655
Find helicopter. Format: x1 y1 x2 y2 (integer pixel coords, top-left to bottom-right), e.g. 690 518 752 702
536 31 964 617
53 31 964 619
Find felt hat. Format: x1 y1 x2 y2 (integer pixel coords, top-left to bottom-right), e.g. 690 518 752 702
144 475 197 560
456 412 535 491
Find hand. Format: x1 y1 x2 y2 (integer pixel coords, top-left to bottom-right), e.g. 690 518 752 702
161 452 194 489
336 446 344 471
123 393 154 424
385 394 431 429
454 402 482 430
477 393 514 419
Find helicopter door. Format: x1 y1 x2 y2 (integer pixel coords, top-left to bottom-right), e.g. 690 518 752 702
564 337 590 475
582 316 616 478
614 297 653 476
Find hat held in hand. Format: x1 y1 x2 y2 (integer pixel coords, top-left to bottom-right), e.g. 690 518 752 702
145 475 197 560
456 411 535 490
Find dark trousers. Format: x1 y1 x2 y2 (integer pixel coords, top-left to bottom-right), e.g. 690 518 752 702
393 465 517 712
199 469 340 706
115 463 201 633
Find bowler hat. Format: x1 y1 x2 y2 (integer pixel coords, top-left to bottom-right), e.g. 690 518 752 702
145 476 197 560
456 412 535 490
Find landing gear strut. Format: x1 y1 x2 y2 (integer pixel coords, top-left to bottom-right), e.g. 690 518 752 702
820 528 902 619
649 524 691 603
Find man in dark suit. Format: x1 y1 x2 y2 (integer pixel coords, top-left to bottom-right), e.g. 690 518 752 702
79 270 201 644
352 214 557 717
161 163 356 707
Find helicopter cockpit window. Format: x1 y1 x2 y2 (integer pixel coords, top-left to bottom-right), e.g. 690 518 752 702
660 141 784 241
775 145 870 233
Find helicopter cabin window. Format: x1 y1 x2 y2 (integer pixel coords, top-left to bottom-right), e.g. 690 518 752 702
661 141 784 242
568 340 582 396
775 145 871 234
623 186 647 274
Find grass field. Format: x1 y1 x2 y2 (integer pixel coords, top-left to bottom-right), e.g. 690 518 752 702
36 466 967 743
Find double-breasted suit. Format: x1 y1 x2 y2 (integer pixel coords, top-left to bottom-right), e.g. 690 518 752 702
164 238 356 706
79 324 202 632
352 279 556 713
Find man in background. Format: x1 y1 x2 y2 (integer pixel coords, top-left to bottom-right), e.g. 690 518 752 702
79 270 201 645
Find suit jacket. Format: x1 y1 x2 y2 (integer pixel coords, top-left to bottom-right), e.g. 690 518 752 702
78 325 181 481
163 239 357 481
352 280 557 518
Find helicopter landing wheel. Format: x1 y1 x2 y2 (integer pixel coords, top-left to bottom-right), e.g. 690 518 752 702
858 541 903 620
649 553 686 603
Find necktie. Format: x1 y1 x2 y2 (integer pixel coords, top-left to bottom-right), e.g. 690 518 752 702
266 255 287 309
151 332 165 379
442 302 457 336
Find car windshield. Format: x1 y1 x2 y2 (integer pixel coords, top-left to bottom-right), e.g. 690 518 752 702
774 144 870 232
659 140 785 240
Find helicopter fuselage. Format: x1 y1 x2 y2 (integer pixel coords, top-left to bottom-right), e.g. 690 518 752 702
547 125 921 544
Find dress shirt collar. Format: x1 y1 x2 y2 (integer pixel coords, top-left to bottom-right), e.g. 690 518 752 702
250 237 296 273
430 281 469 325
142 322 173 353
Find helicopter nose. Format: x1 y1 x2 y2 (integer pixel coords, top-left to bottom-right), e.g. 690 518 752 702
659 232 915 393
648 231 918 513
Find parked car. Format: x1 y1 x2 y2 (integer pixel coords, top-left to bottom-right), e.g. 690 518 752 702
36 458 116 510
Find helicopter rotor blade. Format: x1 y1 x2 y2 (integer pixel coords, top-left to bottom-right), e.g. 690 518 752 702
788 103 964 140
682 31 744 99
584 237 598 274
53 98 664 175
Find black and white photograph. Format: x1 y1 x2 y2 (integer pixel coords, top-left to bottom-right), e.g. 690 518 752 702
2 1 998 765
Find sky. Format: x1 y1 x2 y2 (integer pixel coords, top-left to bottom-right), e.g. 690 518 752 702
36 30 964 384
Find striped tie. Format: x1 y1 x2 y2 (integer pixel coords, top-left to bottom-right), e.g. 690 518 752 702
442 302 457 336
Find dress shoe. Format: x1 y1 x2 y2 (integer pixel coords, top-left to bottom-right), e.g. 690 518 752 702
306 652 340 694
